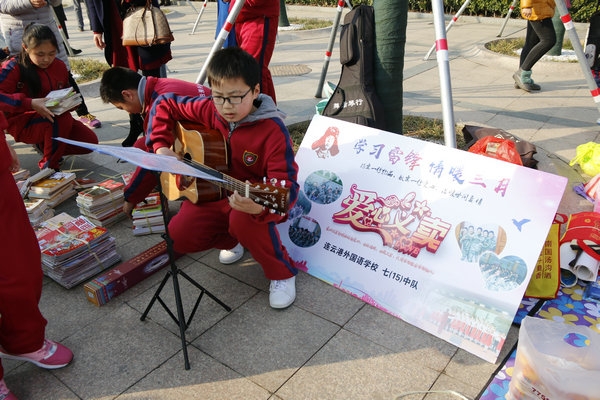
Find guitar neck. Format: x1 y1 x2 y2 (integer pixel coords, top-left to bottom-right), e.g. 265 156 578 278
184 159 284 207
182 159 241 191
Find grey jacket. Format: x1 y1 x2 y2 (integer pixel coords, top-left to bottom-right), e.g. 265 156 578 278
0 0 70 67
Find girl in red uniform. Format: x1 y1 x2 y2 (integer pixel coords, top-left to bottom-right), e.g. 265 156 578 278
0 24 98 171
0 122 73 400
147 47 299 309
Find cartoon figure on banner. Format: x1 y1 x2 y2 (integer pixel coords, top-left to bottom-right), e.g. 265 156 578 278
456 221 506 262
304 170 343 205
478 253 527 291
311 126 340 159
289 216 321 248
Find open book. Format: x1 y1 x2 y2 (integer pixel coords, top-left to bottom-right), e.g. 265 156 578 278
45 87 82 115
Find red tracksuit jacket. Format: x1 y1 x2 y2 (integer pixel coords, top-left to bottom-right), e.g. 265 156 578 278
123 76 211 205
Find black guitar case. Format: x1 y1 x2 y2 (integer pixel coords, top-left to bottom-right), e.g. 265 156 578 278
586 4 600 76
322 5 386 130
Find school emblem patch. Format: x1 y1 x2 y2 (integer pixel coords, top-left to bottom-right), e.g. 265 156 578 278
243 151 258 166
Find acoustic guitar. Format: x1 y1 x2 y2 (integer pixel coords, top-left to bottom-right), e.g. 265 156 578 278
159 122 290 214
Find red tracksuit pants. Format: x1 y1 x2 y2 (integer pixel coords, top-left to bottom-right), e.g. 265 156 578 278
235 16 278 103
168 198 297 281
10 112 98 170
0 168 47 380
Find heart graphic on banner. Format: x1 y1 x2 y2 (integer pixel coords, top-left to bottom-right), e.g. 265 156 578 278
478 252 527 291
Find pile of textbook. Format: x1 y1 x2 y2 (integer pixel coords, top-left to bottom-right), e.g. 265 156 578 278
14 168 61 225
13 169 54 225
44 87 82 115
131 192 165 235
27 171 77 208
24 198 54 226
35 213 120 289
76 178 126 227
12 168 29 182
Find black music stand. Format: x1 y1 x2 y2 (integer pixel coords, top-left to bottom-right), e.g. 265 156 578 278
52 138 231 370
140 173 231 370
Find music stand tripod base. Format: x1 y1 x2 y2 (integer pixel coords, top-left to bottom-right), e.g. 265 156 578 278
140 174 231 370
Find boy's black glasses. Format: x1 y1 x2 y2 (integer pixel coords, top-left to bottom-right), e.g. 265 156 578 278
212 88 252 105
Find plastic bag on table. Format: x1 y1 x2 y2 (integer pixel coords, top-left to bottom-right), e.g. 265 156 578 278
508 316 600 400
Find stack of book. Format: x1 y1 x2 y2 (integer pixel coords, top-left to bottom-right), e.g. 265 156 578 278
12 168 30 182
13 169 30 195
132 192 165 236
19 168 54 198
24 198 54 226
35 213 121 289
76 178 126 227
28 171 77 208
45 87 82 115
74 177 99 190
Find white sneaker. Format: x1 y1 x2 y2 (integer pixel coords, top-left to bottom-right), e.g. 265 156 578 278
269 276 296 309
218 243 244 264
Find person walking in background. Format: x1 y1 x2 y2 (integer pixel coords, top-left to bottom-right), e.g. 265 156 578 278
86 0 172 147
0 0 102 129
227 0 279 103
0 116 73 400
51 0 83 54
0 24 98 170
73 0 88 31
513 0 556 91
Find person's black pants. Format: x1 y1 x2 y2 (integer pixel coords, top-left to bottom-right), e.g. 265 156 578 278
520 18 556 71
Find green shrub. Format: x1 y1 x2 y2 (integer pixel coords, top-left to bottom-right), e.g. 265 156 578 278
70 58 110 83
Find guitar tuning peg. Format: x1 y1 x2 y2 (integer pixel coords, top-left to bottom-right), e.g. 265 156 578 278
270 177 277 184
263 177 267 183
280 180 286 187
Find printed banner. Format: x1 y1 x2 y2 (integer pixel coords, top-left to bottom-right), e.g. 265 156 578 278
278 115 567 362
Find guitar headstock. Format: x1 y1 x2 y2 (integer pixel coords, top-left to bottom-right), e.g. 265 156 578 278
246 179 290 214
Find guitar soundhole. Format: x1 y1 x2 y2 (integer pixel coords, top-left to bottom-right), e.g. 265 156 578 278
176 153 195 191
176 174 194 190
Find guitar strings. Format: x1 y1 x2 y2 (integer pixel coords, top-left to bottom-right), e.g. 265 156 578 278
184 158 272 199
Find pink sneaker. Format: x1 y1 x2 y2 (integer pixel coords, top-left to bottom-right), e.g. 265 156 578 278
0 339 73 369
0 379 17 400
78 113 101 129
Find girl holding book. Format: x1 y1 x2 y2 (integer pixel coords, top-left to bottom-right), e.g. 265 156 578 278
0 23 98 171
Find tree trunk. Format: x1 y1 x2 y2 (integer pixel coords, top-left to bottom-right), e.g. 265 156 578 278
374 0 408 134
